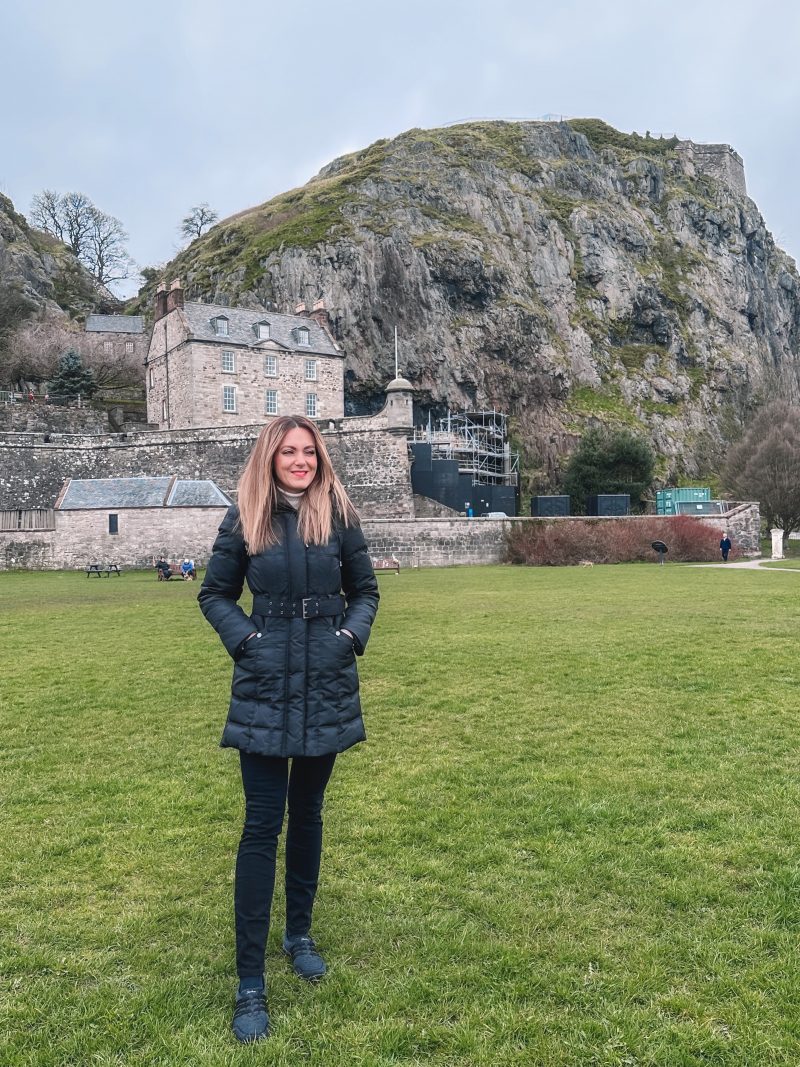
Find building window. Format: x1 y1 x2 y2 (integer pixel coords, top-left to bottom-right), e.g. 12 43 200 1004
221 350 235 373
304 359 317 381
223 385 237 412
162 400 167 421
265 389 278 415
125 340 134 354
148 369 154 390
296 326 310 346
256 322 270 340
213 316 229 336
305 392 317 417
264 354 277 377
103 340 113 353
108 513 118 535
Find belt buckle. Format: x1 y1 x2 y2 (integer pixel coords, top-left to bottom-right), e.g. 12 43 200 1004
302 597 314 619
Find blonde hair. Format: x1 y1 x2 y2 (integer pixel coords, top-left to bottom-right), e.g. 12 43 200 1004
237 416 359 553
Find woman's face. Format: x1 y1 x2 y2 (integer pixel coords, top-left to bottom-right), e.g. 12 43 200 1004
273 426 319 493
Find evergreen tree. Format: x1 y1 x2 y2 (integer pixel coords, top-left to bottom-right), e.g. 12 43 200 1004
563 427 655 512
48 349 97 399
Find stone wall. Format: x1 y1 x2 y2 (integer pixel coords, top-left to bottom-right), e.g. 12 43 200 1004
713 502 760 553
0 529 56 569
362 516 510 566
0 415 415 519
360 504 762 567
0 503 761 571
54 507 227 569
676 141 747 197
0 403 109 434
0 507 227 570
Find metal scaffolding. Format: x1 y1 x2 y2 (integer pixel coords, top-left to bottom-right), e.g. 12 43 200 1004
411 410 519 486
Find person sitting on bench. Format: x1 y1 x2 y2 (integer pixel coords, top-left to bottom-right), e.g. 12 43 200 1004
156 557 173 580
181 558 196 580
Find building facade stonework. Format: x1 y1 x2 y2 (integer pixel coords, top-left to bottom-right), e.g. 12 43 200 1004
146 283 344 429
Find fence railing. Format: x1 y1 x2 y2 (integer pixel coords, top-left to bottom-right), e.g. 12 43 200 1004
0 391 86 406
0 509 56 531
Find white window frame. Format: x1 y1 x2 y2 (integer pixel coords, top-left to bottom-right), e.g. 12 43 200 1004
161 399 167 421
214 317 229 336
265 389 278 415
222 385 237 413
256 322 270 340
264 354 278 377
148 369 154 390
221 350 236 373
304 358 317 381
296 326 310 346
125 340 134 354
305 392 317 418
103 340 113 353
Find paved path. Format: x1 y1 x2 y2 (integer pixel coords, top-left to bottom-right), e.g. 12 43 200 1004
690 559 800 572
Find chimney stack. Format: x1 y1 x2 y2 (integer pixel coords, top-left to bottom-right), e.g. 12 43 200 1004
155 284 168 322
309 298 334 338
294 301 307 316
166 277 185 314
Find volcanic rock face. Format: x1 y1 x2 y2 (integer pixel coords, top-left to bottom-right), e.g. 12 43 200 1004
0 194 97 321
143 120 800 488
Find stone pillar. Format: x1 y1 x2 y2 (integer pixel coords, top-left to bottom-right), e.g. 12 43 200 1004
771 528 784 559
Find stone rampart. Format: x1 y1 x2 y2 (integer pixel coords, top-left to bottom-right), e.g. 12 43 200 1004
0 416 414 518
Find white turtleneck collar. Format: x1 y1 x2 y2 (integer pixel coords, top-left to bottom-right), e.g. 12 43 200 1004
278 488 305 510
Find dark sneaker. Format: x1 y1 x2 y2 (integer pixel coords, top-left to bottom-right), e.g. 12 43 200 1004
282 933 327 981
231 988 269 1043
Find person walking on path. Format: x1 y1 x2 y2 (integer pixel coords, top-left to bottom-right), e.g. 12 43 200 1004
720 533 732 562
198 415 379 1044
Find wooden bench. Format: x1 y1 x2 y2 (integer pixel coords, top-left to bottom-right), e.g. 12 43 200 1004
86 562 122 577
156 561 196 580
371 556 400 575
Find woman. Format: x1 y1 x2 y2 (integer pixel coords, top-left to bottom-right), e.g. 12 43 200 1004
198 415 379 1043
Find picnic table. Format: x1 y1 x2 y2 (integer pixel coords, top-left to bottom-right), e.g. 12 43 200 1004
86 562 122 577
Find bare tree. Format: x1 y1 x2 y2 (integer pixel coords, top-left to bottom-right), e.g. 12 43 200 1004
29 190 134 286
724 400 800 543
180 202 219 240
87 210 135 286
29 190 65 241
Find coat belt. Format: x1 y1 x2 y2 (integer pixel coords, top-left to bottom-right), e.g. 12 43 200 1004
252 594 345 619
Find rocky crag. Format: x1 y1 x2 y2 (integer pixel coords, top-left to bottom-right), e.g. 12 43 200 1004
0 194 99 323
134 119 800 489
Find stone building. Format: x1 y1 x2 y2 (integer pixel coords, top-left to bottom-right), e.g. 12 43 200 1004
145 281 344 429
50 475 232 568
85 314 148 365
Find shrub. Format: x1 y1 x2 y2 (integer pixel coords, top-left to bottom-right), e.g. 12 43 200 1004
505 515 732 566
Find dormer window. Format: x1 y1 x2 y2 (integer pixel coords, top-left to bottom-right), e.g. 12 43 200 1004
254 321 270 341
295 326 310 346
213 316 229 336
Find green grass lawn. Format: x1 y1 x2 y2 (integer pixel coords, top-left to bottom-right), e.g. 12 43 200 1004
2 564 799 1066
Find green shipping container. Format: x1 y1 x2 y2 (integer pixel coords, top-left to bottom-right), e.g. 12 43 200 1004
656 487 711 515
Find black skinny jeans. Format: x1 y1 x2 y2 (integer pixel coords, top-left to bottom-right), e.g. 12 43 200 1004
235 751 336 978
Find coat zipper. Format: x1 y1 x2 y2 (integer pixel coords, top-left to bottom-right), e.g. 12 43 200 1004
282 513 291 758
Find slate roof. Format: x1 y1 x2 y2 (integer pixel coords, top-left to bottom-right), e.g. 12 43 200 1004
85 314 146 334
57 477 231 510
182 302 340 356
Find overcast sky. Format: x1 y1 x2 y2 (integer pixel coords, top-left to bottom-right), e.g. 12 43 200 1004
3 0 798 298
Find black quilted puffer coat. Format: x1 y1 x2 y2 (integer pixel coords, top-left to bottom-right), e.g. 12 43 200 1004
198 502 379 757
